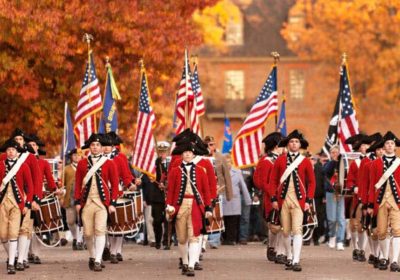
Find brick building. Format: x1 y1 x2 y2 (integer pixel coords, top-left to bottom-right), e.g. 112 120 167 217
196 0 338 153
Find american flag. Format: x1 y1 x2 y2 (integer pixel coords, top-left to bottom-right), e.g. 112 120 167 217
74 52 102 147
232 66 278 168
191 63 205 116
131 68 156 180
338 64 359 153
174 50 201 136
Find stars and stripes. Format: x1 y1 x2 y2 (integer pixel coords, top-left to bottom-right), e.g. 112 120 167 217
74 52 102 147
192 63 205 116
338 64 359 153
131 68 157 180
174 50 201 136
232 66 278 168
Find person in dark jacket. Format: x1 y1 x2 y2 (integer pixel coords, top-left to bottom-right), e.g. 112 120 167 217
311 154 327 245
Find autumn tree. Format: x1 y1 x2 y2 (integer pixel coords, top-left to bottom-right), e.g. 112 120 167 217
0 0 219 154
281 0 400 130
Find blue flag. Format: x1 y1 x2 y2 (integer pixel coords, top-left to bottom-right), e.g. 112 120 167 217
61 102 76 159
99 63 121 133
277 99 287 136
222 117 233 153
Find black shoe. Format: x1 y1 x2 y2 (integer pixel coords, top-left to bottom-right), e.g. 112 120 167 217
163 245 170 250
352 249 360 261
143 240 149 246
266 247 276 262
93 262 102 272
368 254 375 264
285 260 293 270
116 253 123 262
313 240 320 246
110 254 118 264
186 267 195 277
72 239 78 250
292 263 302 272
344 239 351 247
275 254 286 265
303 240 311 246
102 247 111 261
28 254 34 264
89 258 95 271
201 248 206 253
33 256 41 264
390 262 400 272
179 258 183 269
7 264 16 275
76 242 84 250
373 257 380 269
181 264 188 275
199 254 203 261
60 238 68 247
194 262 203 271
15 262 24 271
357 250 366 262
222 240 235 245
150 242 156 247
101 262 105 268
23 260 29 269
155 243 161 249
379 259 389 270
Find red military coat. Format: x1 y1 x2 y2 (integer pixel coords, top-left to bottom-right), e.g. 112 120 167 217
112 152 134 196
368 158 400 214
269 154 315 210
74 157 119 207
253 155 274 218
36 158 57 200
166 163 211 236
169 155 217 200
346 158 363 207
357 157 372 206
0 160 34 211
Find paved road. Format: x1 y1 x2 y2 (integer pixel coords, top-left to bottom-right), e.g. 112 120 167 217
0 241 399 279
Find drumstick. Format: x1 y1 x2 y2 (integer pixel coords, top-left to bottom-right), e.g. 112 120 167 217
42 187 65 200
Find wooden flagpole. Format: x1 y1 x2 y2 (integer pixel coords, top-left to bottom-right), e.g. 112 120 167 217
82 33 96 132
271 51 280 130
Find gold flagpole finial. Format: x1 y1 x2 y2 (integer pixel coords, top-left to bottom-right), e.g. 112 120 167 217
139 58 145 69
271 51 280 65
105 56 110 68
82 33 94 48
341 52 347 65
190 54 198 66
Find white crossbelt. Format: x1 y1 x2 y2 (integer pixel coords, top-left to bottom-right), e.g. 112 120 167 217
83 156 108 186
280 155 305 184
375 158 400 190
0 152 29 193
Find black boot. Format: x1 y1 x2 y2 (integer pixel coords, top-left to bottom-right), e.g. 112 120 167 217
379 259 389 270
357 250 366 262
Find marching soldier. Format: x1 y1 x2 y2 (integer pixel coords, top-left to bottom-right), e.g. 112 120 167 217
367 131 400 271
253 132 284 263
0 139 34 274
102 133 139 263
269 130 315 272
166 138 212 277
359 135 384 268
75 133 119 272
27 134 63 264
345 134 374 262
63 149 84 250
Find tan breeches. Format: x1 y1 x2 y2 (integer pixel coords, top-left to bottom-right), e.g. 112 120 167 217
82 201 107 237
175 199 199 244
377 202 400 240
0 199 21 241
350 203 362 233
281 199 303 236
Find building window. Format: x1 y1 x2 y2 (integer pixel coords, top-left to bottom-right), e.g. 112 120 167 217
226 18 243 46
289 69 305 99
225 70 244 100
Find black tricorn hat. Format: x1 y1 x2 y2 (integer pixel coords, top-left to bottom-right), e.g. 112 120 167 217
262 132 283 152
171 142 198 156
27 134 45 147
100 133 114 147
67 148 78 157
278 129 309 149
172 129 209 155
370 131 400 150
107 131 123 145
345 133 375 151
11 128 33 143
0 139 25 153
81 133 105 150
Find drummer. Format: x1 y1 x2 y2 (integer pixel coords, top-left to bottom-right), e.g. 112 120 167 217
75 133 119 272
345 133 374 262
27 134 63 265
0 139 34 274
102 133 140 264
